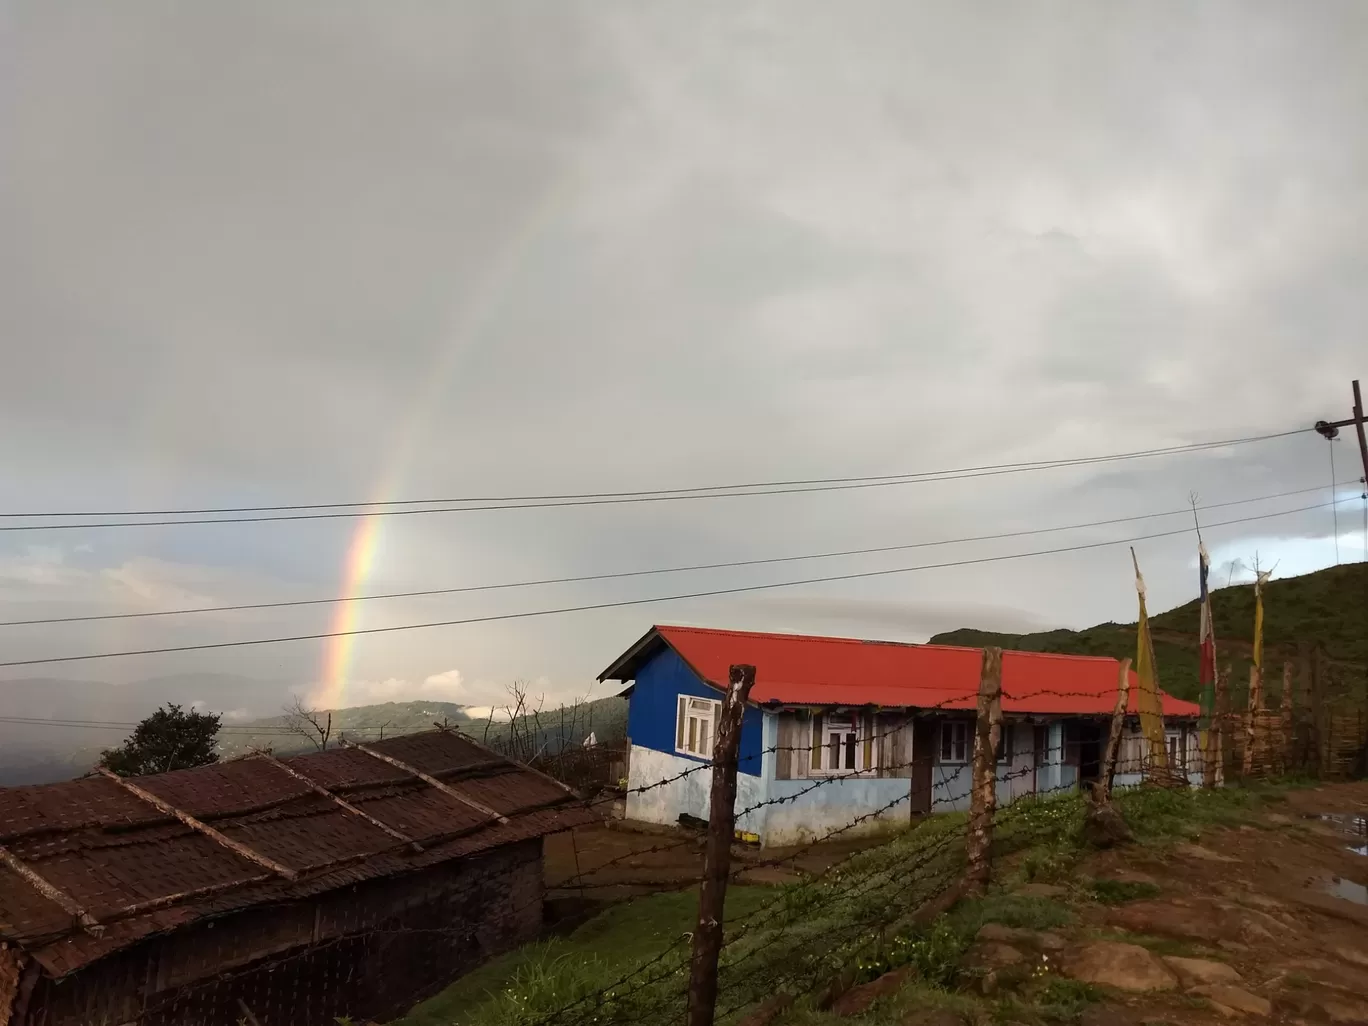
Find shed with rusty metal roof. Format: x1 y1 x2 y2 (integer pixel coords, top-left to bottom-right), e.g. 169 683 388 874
0 729 596 1026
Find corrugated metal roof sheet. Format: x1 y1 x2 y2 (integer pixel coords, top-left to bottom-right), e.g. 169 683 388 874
609 625 1201 718
0 730 594 976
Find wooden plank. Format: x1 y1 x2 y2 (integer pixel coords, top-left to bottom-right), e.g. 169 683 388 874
108 872 274 923
96 768 297 880
0 844 103 936
342 742 509 824
251 752 422 852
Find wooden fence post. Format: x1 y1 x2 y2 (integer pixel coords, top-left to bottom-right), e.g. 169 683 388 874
1278 662 1294 777
686 664 756 1026
966 647 1003 895
1101 658 1132 798
1215 664 1233 787
1242 664 1263 778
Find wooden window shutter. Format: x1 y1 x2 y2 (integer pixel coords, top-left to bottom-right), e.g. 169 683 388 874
863 711 875 773
810 712 824 772
676 695 687 751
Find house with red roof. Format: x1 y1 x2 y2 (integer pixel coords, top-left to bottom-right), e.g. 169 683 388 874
598 626 1202 846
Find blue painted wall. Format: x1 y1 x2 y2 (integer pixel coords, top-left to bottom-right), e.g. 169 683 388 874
626 645 765 776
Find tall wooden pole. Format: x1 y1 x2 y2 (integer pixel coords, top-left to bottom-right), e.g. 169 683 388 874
965 647 1003 895
686 664 756 1026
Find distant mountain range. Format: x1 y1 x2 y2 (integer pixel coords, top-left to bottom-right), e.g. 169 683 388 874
0 667 629 785
0 672 296 784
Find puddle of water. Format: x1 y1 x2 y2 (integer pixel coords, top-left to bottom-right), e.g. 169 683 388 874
1304 812 1368 851
1324 876 1368 905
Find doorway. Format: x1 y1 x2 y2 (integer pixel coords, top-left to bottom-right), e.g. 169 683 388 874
1077 722 1104 788
911 719 936 815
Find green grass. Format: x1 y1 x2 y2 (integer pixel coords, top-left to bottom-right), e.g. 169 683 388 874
1034 978 1102 1022
392 888 770 1026
393 783 1294 1025
947 892 1073 935
1087 878 1161 904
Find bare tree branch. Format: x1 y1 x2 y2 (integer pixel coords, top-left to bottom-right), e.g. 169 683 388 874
282 697 333 752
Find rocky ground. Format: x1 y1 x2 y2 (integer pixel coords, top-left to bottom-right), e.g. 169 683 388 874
789 781 1368 1025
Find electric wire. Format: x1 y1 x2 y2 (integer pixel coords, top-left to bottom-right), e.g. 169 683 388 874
0 428 1310 531
2 480 1349 629
0 497 1343 669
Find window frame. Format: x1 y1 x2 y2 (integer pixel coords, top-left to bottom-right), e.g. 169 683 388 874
808 712 871 776
675 695 721 759
939 720 970 764
996 723 1014 765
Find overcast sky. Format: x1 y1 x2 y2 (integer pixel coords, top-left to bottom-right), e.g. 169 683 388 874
2 2 1365 716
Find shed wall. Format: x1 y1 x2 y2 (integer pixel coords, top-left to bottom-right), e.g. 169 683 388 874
20 839 543 1026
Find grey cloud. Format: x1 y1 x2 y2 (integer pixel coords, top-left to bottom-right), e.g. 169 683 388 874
1 2 1364 708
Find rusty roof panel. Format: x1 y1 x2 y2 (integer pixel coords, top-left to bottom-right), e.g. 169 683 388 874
456 769 569 815
0 777 159 840
366 731 493 774
0 730 592 975
279 747 408 790
138 761 310 818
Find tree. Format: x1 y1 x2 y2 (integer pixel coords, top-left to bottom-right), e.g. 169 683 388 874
100 704 221 776
282 696 333 751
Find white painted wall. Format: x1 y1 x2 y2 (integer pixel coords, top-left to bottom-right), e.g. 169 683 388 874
624 744 768 836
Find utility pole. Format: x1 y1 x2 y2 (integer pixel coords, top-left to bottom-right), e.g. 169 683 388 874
1315 378 1368 488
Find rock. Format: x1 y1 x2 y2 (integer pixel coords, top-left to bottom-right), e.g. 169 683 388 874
1278 988 1368 1023
1178 842 1239 863
902 1012 968 1026
1163 955 1244 987
1333 945 1368 969
1108 898 1292 947
966 941 1025 967
1017 882 1069 898
1192 984 1273 1016
737 994 794 1026
976 923 1067 951
1083 801 1133 848
1108 901 1222 943
829 968 910 1017
901 1012 965 1026
1065 941 1178 992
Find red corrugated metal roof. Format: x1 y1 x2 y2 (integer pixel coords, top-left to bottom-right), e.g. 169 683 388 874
0 730 594 977
646 625 1200 718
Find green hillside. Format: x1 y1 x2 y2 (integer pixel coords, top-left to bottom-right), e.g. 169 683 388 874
931 562 1367 703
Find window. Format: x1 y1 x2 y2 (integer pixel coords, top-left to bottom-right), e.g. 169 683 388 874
676 696 720 757
809 713 870 774
940 721 969 763
1167 732 1186 771
997 724 1013 765
1032 725 1049 768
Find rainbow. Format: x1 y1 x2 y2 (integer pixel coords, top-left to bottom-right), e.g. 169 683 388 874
311 174 576 709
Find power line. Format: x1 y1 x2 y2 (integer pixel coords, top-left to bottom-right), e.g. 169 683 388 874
1 480 1349 629
0 428 1309 531
0 715 389 737
0 498 1341 670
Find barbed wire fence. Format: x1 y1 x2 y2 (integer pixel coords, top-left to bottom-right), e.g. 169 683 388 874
25 645 1361 1026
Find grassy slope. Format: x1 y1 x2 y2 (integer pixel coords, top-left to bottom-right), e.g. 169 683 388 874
388 782 1276 1026
931 562 1367 702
